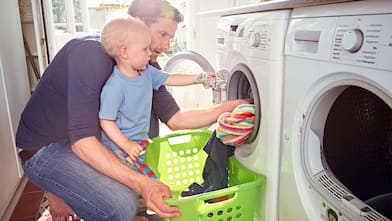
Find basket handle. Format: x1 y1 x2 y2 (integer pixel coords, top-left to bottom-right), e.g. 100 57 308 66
165 185 240 205
167 134 192 146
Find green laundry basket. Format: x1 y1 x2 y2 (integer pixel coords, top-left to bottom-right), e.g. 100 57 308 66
144 130 265 221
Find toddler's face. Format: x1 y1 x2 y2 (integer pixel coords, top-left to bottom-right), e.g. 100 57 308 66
127 31 152 70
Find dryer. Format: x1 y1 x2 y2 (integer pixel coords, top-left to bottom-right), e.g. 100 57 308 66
217 10 291 221
280 1 392 221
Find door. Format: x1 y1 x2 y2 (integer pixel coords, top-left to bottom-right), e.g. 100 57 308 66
159 50 221 135
163 50 222 108
0 58 23 218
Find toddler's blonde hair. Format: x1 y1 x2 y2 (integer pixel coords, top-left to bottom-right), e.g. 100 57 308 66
100 14 150 58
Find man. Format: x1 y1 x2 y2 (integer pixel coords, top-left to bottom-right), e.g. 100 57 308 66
16 0 247 220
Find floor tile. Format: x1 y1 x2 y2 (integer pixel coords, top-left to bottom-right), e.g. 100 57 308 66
10 191 43 220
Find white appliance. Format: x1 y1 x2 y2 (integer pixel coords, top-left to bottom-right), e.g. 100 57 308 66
216 10 291 221
280 1 392 221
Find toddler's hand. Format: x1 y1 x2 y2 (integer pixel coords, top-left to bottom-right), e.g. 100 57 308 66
195 72 216 89
125 142 143 163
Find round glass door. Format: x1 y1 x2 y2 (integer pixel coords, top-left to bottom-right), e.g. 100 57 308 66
163 50 216 110
302 85 392 220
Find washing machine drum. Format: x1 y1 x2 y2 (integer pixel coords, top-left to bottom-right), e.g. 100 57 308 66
226 64 261 143
322 86 392 219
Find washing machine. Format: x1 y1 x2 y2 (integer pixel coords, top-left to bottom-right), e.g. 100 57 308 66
280 1 392 221
217 10 291 221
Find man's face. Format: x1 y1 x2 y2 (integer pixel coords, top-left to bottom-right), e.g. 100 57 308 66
148 17 178 62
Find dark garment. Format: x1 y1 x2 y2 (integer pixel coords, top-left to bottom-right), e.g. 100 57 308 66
16 35 114 149
16 36 180 150
182 131 235 197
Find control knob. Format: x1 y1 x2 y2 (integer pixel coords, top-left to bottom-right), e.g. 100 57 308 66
249 32 261 47
342 29 364 53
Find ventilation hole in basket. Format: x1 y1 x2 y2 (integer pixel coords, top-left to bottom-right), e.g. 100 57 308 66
167 168 172 173
190 178 195 183
165 153 171 158
182 172 187 177
236 213 242 219
172 152 178 157
166 161 172 166
180 158 185 163
176 181 181 185
195 162 200 167
227 208 233 213
197 214 203 219
180 165 185 170
236 205 242 210
188 164 193 169
175 174 180 179
217 210 223 216
192 148 198 153
174 166 179 171
193 155 199 160
227 216 233 221
173 159 179 164
218 219 224 221
179 150 184 155
168 175 173 180
187 156 192 162
182 179 188 184
186 149 191 154
195 169 201 174
188 171 194 176
207 212 214 217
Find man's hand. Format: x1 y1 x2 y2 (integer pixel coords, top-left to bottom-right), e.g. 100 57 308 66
139 178 180 218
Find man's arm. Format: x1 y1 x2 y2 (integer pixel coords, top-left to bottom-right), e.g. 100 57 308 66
71 136 180 218
166 99 249 130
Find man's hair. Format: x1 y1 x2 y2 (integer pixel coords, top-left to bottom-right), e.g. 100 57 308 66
100 14 149 58
128 0 183 25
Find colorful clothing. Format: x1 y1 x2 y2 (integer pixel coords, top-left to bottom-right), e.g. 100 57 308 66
216 104 255 146
125 140 157 179
182 104 256 197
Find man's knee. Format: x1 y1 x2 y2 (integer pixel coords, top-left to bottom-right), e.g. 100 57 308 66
105 195 138 221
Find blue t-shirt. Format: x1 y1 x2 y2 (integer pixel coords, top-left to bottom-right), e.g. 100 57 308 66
15 36 179 150
99 65 168 146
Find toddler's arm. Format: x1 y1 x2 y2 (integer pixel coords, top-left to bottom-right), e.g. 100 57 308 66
164 72 216 88
99 119 142 161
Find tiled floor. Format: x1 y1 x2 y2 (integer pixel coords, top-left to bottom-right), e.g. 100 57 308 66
9 181 45 221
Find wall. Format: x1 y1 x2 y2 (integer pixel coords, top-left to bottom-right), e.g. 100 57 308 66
0 0 31 218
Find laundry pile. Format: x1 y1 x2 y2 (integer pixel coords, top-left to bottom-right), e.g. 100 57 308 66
181 104 255 197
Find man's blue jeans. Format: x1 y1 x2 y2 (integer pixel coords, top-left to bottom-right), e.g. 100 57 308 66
22 139 139 221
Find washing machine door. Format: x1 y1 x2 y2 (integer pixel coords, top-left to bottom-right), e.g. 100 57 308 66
163 50 222 106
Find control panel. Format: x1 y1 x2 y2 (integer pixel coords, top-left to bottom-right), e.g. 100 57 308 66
245 22 272 50
331 14 392 70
